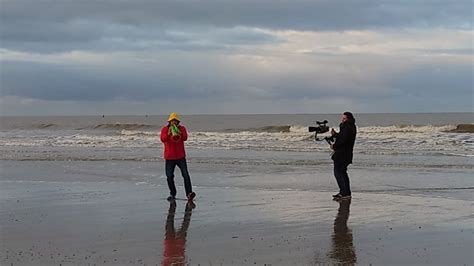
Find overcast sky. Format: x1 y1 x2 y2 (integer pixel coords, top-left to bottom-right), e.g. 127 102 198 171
1 0 472 115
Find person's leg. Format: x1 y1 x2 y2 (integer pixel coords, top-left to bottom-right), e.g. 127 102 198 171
342 163 351 196
165 160 177 197
334 162 345 195
335 162 350 196
176 158 193 196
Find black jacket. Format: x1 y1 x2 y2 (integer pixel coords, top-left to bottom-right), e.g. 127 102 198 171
331 120 357 164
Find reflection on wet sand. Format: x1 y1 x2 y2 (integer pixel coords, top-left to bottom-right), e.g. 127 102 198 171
329 199 357 265
161 202 195 266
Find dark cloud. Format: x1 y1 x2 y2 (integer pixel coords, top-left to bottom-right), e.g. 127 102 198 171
0 59 313 101
1 20 279 53
1 0 472 114
388 63 473 97
1 61 122 101
2 57 471 105
410 48 474 56
2 0 470 30
0 59 238 101
1 0 471 53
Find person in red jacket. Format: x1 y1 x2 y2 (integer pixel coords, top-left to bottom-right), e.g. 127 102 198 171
160 112 196 201
161 201 194 266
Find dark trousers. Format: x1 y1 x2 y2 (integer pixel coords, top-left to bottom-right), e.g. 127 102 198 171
334 162 351 196
165 158 193 197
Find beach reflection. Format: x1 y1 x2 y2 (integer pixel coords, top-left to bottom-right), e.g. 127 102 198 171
329 199 357 265
161 201 195 266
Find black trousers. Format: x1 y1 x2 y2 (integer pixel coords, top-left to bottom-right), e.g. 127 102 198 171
165 158 193 197
334 162 351 196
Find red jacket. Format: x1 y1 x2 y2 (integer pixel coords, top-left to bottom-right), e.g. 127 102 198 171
160 125 188 160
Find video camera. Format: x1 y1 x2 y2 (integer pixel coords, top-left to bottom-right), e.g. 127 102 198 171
308 120 335 144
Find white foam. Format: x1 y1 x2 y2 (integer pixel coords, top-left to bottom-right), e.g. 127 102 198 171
289 125 309 133
1 124 473 157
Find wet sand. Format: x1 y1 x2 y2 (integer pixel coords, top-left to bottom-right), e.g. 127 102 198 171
1 177 472 265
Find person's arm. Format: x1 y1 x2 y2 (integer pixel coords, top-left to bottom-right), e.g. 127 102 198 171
161 126 171 142
180 126 188 141
330 128 338 150
332 126 350 150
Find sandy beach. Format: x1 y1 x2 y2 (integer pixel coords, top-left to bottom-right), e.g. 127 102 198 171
2 0 473 260
1 160 473 265
1 114 473 265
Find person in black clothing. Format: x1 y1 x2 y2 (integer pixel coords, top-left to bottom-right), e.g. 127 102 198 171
330 112 357 200
328 199 356 264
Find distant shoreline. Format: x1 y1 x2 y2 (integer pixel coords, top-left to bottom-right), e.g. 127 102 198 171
1 111 473 117
1 113 472 131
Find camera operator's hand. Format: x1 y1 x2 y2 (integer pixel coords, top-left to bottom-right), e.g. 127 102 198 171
331 128 336 136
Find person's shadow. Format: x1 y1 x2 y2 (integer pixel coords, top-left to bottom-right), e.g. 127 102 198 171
328 199 357 265
161 201 195 266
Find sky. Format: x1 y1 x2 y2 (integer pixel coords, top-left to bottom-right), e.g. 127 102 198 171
0 0 472 115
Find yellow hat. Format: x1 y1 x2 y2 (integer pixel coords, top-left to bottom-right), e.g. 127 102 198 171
167 112 180 122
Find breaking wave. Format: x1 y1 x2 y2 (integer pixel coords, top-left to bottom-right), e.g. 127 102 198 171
38 123 56 129
91 123 157 130
1 124 473 158
445 124 474 133
219 124 471 134
12 122 473 134
224 125 292 133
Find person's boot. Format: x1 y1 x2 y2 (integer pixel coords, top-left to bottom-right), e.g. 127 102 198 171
187 192 196 201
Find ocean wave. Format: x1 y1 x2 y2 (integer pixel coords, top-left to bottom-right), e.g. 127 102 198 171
1 124 472 157
38 123 56 129
20 123 58 129
91 123 157 130
358 124 458 134
435 152 474 157
119 129 158 136
11 122 472 134
445 124 474 133
207 124 466 134
223 125 292 133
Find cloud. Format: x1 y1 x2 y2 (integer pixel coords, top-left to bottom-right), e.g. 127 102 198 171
388 63 473 97
1 0 471 53
3 0 471 30
1 0 472 114
2 46 471 105
1 18 280 53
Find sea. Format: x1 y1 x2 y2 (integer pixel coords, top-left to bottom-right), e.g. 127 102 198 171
1 113 473 200
2 113 473 265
